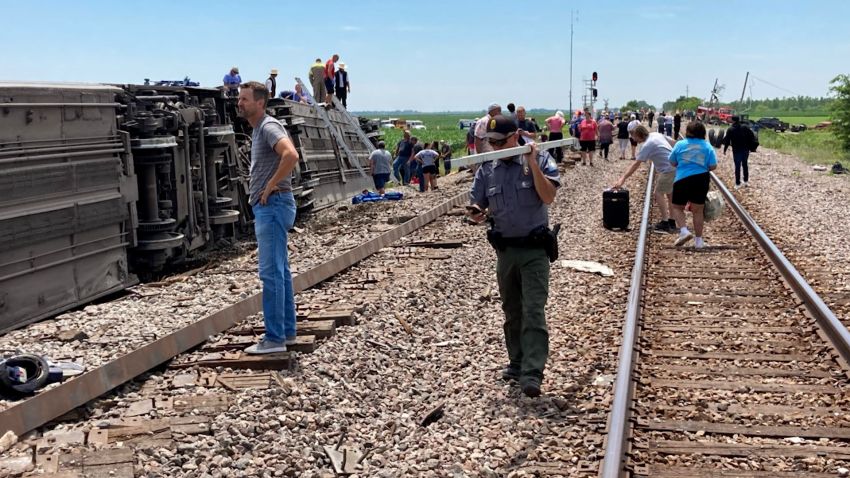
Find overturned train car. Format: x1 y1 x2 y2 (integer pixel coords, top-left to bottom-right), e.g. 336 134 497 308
0 81 380 332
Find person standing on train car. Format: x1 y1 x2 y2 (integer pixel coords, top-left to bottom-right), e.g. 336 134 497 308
237 81 300 354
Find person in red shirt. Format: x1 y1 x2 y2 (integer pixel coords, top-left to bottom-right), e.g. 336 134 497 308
578 109 599 166
323 54 339 105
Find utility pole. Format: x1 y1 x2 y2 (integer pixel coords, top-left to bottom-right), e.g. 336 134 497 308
686 84 689 97
739 71 749 104
568 11 574 113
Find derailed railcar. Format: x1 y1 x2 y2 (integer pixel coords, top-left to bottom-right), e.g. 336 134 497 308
0 81 379 332
0 82 137 332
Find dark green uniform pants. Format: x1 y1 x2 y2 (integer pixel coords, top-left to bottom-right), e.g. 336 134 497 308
496 246 550 380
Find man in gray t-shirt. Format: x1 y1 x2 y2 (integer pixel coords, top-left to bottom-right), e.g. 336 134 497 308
238 81 301 355
368 141 392 194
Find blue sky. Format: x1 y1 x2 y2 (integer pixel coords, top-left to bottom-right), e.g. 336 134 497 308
2 0 848 112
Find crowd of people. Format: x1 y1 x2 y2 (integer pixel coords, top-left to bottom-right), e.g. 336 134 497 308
222 54 352 107
233 67 754 401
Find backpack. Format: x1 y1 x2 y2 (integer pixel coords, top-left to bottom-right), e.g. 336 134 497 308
832 162 846 175
747 127 759 152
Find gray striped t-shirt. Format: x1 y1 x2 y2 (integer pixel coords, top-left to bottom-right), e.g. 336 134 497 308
249 115 291 206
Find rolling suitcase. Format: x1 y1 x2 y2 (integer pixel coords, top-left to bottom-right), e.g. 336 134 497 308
603 188 629 230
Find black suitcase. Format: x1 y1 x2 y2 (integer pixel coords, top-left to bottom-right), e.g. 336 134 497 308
603 188 629 230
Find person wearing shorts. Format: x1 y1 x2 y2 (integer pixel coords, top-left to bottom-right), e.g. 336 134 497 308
668 121 717 250
413 146 440 191
612 124 677 233
369 140 393 195
578 110 598 166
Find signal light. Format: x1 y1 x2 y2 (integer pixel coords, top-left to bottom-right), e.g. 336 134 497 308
592 88 598 98
592 71 598 82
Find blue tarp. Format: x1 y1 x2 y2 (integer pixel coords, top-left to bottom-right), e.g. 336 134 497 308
352 191 404 204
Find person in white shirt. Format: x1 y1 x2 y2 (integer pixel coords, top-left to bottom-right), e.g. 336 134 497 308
612 124 678 233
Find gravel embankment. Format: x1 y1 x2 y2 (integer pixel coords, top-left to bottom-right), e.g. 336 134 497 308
0 175 468 411
2 153 650 477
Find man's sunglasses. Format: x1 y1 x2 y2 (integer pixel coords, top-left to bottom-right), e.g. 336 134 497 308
487 132 515 147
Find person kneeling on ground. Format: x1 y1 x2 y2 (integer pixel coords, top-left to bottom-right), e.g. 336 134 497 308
467 115 561 398
369 141 392 195
612 125 677 233
669 121 717 250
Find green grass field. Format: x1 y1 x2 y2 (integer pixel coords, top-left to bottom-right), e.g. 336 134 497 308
758 128 847 167
772 116 829 126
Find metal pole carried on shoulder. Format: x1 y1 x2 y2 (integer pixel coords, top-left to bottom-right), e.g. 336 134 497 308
450 138 578 170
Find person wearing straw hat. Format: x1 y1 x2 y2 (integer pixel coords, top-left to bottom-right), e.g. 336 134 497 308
265 69 278 98
223 66 241 97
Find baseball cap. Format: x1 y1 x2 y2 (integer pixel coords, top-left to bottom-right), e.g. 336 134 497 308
339 62 346 69
487 103 501 113
485 115 518 140
270 68 278 75
232 66 239 73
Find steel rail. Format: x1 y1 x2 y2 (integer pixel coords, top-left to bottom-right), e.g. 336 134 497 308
710 172 850 365
0 191 467 437
599 166 655 478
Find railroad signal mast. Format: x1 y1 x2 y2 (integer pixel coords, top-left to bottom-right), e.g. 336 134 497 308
581 71 598 116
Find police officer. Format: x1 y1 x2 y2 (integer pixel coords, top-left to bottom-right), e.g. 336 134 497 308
467 115 561 397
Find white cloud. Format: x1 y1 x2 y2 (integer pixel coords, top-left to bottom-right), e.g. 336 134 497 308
341 25 361 32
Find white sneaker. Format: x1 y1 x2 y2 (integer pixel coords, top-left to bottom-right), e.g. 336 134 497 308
674 231 694 247
694 237 707 249
743 181 749 187
734 184 741 190
244 339 287 355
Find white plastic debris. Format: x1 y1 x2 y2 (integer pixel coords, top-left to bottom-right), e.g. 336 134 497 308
559 260 614 277
783 436 804 444
0 430 18 453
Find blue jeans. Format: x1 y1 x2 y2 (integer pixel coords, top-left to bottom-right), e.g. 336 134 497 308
665 123 673 136
413 162 425 192
732 149 750 185
393 156 410 184
252 192 297 343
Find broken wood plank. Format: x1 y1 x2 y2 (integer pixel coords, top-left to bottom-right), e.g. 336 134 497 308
170 352 294 371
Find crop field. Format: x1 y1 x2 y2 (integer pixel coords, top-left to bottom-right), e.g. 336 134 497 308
758 128 847 167
370 111 558 161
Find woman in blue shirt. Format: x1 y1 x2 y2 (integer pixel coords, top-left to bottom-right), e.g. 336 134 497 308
668 121 717 249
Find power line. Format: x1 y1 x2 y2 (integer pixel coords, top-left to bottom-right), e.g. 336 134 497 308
750 75 801 97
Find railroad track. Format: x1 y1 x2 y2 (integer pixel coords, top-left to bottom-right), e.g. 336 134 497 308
601 169 850 476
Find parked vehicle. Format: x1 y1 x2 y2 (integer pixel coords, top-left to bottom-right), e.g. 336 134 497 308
756 117 789 132
407 120 426 130
458 119 477 129
789 124 807 133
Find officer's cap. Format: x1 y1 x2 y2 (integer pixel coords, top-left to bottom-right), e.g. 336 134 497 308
485 115 518 140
